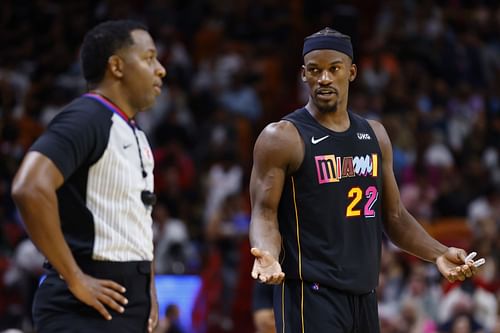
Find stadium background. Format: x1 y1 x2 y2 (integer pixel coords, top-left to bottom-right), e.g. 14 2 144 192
0 0 499 332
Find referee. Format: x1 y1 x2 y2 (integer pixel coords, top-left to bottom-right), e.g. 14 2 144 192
11 20 166 332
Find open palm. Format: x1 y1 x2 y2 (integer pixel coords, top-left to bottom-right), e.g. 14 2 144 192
251 247 285 284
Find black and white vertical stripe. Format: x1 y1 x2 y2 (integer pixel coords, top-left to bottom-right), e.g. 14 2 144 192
30 97 155 262
87 114 154 261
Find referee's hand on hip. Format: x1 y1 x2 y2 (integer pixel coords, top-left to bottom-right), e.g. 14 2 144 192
67 272 128 320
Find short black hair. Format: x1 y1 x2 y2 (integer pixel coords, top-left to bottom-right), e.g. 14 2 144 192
80 20 148 85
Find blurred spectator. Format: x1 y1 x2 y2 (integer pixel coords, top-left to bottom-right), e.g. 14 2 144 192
202 147 243 224
438 280 496 332
153 201 198 275
467 185 500 231
3 238 44 332
378 242 407 322
399 262 441 323
398 297 437 333
218 71 262 122
438 314 485 333
154 303 185 333
361 50 392 95
205 191 250 331
446 83 485 154
400 170 438 220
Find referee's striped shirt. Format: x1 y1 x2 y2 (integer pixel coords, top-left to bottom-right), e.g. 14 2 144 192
30 94 154 262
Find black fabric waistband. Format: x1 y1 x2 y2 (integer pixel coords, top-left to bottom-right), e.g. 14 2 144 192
286 279 375 297
43 259 151 276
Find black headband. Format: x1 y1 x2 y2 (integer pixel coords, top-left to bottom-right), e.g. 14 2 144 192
302 34 353 59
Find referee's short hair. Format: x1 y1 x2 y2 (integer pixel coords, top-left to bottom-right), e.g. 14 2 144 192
80 20 147 86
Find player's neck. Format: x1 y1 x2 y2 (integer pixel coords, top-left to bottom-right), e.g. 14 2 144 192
305 100 350 132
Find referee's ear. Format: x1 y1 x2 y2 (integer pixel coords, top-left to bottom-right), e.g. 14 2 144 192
108 55 124 79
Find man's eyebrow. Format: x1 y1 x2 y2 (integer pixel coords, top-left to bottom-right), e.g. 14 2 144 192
306 60 344 66
142 49 157 57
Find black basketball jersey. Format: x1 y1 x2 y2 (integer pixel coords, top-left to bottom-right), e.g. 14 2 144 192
278 108 383 294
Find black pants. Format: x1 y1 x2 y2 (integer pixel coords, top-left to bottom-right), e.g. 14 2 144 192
33 260 151 333
274 280 380 333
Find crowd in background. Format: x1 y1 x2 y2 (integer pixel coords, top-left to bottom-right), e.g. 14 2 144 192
0 0 499 332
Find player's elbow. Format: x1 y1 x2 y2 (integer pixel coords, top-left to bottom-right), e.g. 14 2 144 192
11 176 29 205
386 211 402 225
383 208 404 234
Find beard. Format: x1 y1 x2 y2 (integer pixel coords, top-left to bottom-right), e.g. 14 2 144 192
311 88 340 114
315 99 338 114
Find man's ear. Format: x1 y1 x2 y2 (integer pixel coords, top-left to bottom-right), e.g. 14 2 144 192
301 65 307 82
108 55 124 79
349 63 357 82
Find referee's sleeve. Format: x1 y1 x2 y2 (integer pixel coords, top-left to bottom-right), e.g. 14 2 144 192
30 103 110 180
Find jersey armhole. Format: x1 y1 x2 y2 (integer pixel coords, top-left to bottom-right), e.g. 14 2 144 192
281 119 306 176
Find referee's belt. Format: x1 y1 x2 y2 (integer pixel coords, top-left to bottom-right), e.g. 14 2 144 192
43 258 151 275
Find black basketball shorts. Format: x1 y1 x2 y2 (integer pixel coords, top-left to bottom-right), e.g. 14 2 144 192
274 279 380 333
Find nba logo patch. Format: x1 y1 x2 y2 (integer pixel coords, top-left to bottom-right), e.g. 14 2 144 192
311 282 320 291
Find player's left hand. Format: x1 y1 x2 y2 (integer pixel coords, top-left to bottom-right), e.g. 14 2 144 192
435 247 481 282
148 294 159 332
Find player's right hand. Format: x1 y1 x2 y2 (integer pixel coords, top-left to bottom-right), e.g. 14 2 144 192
251 247 285 284
66 272 128 320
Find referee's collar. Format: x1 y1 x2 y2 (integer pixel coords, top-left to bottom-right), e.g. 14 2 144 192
84 93 133 126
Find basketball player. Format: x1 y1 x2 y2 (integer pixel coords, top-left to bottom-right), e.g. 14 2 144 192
249 28 481 332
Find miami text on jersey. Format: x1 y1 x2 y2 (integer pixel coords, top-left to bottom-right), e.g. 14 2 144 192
314 153 378 184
